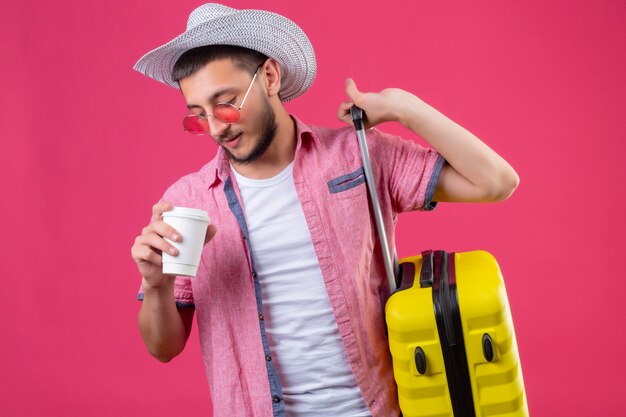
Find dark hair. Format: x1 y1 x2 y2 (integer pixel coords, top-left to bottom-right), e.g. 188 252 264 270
172 45 268 84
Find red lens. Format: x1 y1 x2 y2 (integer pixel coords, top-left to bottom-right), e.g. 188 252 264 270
183 115 209 134
213 104 240 124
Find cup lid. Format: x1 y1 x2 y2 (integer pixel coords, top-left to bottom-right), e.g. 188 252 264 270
162 206 210 222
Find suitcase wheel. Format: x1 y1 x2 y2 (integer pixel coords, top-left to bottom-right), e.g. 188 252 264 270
414 346 427 375
482 333 494 362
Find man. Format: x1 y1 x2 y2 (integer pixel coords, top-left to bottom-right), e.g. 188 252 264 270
131 4 519 417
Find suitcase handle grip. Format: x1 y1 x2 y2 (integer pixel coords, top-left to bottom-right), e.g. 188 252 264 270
350 106 365 131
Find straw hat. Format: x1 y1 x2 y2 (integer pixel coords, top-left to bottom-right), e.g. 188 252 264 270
133 3 317 101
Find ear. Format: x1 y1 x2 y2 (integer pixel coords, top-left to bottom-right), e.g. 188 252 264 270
261 58 282 98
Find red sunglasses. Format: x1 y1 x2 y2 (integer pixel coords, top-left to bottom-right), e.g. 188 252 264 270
183 66 261 135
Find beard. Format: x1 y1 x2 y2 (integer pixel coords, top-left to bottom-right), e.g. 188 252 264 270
221 97 278 165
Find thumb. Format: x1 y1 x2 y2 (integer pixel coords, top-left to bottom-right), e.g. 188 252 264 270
204 224 218 245
345 78 362 103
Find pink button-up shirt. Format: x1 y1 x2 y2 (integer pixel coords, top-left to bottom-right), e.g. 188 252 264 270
138 115 444 417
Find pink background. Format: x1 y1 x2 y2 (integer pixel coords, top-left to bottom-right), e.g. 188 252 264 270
2 0 625 416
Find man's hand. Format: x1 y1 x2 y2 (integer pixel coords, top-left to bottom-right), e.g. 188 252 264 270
131 201 217 289
133 202 215 362
337 78 417 129
336 77 519 203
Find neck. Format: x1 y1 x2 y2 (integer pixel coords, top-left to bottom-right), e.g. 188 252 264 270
231 102 296 179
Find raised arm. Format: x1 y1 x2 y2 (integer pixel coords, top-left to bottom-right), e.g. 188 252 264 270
337 78 519 203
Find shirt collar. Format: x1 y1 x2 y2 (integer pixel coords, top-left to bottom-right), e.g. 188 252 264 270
206 114 315 189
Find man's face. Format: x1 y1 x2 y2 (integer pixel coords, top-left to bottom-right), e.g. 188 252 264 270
179 59 277 164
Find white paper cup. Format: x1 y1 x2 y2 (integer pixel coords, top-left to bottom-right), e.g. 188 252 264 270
161 207 211 277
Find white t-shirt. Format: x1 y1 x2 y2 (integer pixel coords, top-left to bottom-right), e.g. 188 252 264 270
232 162 371 417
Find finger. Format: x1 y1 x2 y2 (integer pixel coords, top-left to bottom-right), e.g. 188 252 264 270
204 224 218 245
345 78 362 103
337 100 354 123
137 231 179 258
146 220 182 243
151 201 174 223
131 238 163 266
133 245 163 266
339 113 354 126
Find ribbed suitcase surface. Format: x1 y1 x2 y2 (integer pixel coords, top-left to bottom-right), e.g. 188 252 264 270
385 250 528 417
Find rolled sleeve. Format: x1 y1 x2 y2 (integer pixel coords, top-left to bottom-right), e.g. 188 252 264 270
421 154 446 211
368 128 445 213
137 278 195 308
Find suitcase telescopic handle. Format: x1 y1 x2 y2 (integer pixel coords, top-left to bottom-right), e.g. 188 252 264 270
350 106 399 292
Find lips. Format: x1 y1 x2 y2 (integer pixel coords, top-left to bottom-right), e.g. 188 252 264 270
222 133 242 149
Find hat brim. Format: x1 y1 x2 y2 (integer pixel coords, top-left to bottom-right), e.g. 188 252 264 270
133 9 316 102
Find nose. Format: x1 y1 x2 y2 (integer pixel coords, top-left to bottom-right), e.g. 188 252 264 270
207 116 231 138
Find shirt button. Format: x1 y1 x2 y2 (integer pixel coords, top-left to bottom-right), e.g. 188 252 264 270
259 314 264 321
252 272 257 278
272 395 281 403
265 355 272 362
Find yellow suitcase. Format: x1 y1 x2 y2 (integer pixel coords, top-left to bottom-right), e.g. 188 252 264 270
386 250 528 417
349 107 528 416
